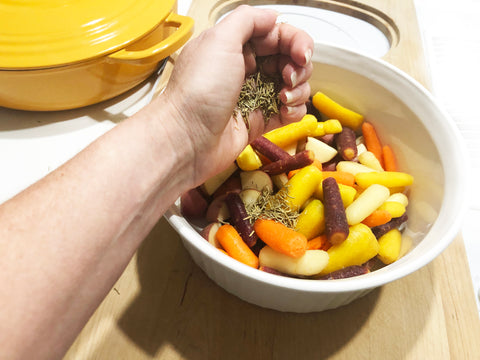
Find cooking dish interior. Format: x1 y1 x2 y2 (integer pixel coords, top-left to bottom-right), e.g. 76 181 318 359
165 43 467 310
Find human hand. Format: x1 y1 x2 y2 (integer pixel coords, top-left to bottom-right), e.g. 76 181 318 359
150 5 314 189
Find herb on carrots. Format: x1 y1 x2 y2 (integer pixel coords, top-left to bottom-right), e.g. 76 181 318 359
244 187 299 229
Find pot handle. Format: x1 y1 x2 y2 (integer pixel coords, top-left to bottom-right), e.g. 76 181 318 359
107 13 194 65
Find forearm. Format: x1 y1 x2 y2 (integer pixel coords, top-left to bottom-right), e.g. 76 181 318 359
0 96 192 359
0 5 314 358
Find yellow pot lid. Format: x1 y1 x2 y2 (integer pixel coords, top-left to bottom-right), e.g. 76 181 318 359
0 0 177 69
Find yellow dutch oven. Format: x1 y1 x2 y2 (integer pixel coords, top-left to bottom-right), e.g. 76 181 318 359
0 0 194 111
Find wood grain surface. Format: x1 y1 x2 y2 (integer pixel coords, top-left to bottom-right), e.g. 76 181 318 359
64 1 480 359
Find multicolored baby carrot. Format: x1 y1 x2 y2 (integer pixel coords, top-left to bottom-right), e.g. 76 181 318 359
307 235 331 251
295 199 325 240
361 209 392 228
361 121 384 168
215 224 259 268
279 165 323 211
382 145 398 171
345 184 390 225
264 114 318 148
355 171 414 189
312 92 364 130
335 126 357 160
254 218 307 258
195 90 414 280
322 177 349 245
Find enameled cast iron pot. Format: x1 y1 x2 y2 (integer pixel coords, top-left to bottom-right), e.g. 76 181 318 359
0 0 193 111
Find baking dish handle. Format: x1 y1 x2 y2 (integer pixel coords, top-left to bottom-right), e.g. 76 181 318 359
107 12 194 65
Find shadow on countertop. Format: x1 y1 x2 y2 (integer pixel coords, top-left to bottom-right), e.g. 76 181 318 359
115 217 432 359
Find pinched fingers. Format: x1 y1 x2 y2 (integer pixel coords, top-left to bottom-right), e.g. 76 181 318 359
259 54 313 88
250 22 313 67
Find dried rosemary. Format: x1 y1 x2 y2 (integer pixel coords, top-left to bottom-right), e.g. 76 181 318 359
235 70 281 130
244 187 299 229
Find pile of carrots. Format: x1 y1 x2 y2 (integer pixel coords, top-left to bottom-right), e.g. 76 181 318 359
181 91 413 280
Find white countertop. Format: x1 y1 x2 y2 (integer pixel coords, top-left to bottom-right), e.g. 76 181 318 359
0 0 478 313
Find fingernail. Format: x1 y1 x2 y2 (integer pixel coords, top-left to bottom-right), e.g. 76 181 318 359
304 49 312 65
290 71 297 88
285 90 294 103
286 106 295 114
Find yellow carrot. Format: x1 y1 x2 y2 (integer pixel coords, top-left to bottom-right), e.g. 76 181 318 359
295 199 325 240
320 223 379 275
254 218 308 258
355 171 414 188
378 201 406 218
323 119 343 134
264 114 318 148
311 122 326 137
280 165 323 211
215 224 259 268
311 119 343 137
312 92 364 130
377 229 402 264
236 145 262 171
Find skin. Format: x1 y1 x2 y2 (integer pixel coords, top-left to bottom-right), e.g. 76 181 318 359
0 5 313 360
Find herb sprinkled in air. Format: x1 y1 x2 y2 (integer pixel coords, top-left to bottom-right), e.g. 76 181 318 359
235 69 281 130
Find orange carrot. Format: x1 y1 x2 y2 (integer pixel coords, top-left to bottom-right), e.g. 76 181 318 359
307 235 331 251
361 122 384 168
254 219 307 258
382 145 398 171
288 169 300 179
313 159 323 171
215 224 259 268
361 209 392 228
288 161 322 179
322 171 355 187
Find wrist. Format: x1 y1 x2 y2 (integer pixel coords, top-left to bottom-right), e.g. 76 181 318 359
136 93 197 193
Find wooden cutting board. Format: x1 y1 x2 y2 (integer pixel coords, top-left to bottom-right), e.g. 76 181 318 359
64 1 480 359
